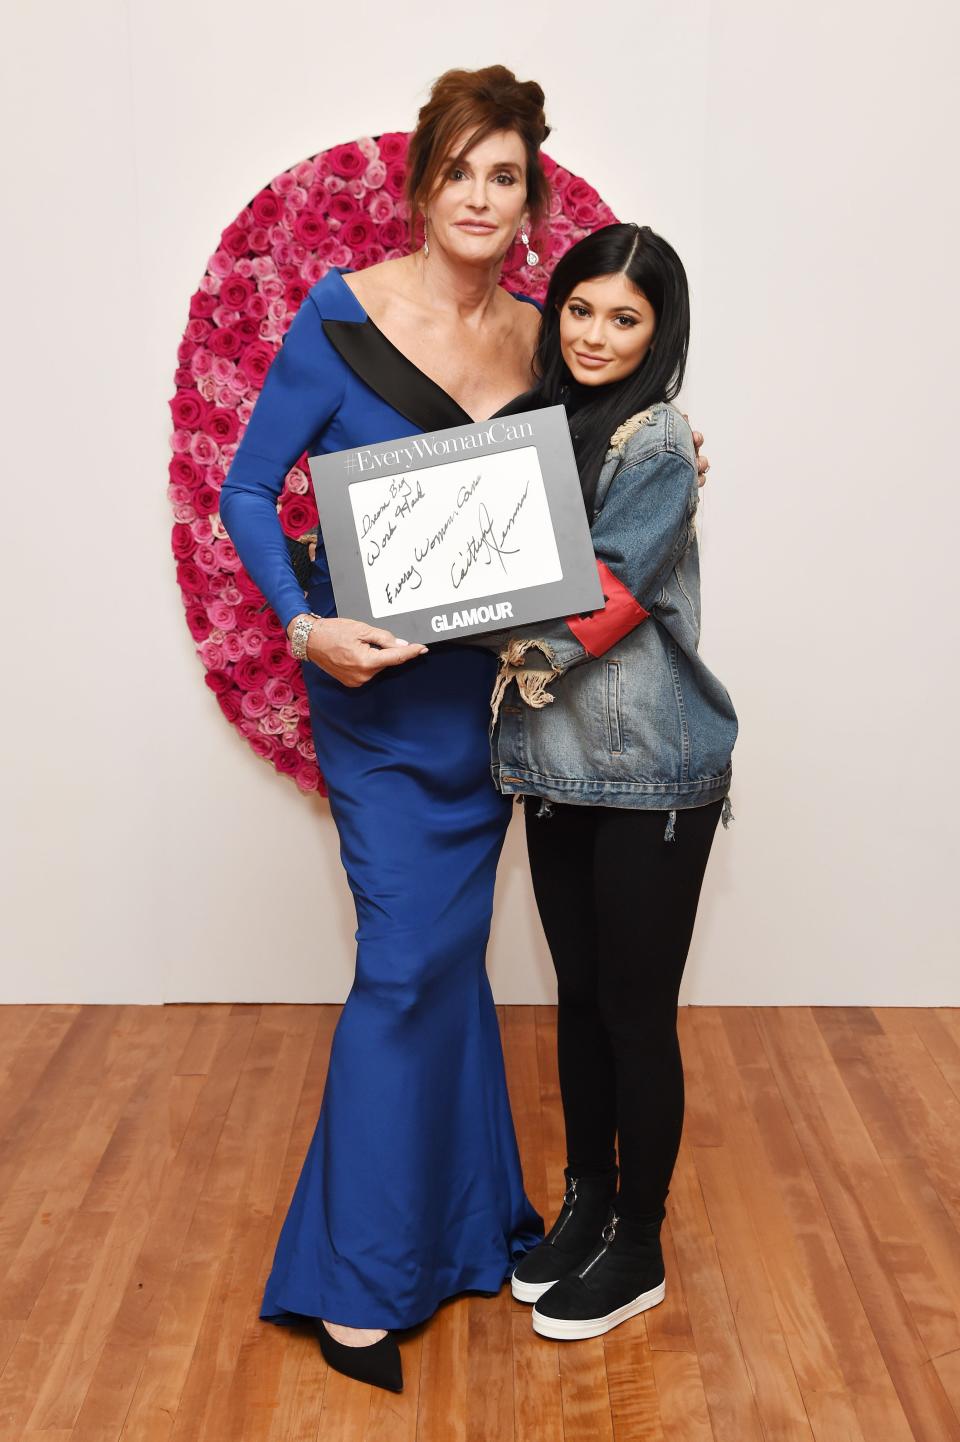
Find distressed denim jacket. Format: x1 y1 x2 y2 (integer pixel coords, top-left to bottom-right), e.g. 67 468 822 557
485 402 738 819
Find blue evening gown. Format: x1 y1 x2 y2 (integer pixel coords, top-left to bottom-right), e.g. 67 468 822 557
220 267 543 1329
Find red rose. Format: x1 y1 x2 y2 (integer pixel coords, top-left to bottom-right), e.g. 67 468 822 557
171 390 206 429
262 641 296 676
378 218 407 250
342 215 374 251
328 143 365 180
275 749 299 775
205 669 232 695
222 222 251 257
293 211 328 247
177 559 205 594
170 455 201 488
328 193 358 224
235 572 265 604
209 327 241 358
248 226 271 253
208 408 240 444
190 290 218 319
285 279 308 311
573 202 600 228
263 610 286 637
177 338 197 364
248 732 276 759
171 523 197 560
377 133 408 164
235 656 268 690
235 317 260 343
383 163 406 200
186 603 212 640
220 275 252 309
280 496 316 536
239 341 275 386
193 484 220 517
217 691 243 724
252 189 282 226
174 367 194 388
566 178 599 207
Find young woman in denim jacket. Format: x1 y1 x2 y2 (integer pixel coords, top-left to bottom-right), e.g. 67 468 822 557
490 223 738 1341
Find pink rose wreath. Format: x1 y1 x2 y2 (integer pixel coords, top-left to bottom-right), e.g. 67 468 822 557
168 133 617 794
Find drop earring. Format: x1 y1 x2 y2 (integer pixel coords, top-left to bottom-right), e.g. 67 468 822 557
520 225 539 267
423 216 430 259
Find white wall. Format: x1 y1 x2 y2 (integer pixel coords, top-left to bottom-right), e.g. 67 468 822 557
2 0 957 1004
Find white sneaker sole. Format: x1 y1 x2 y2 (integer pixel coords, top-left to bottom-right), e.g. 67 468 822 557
531 1280 666 1339
511 1274 559 1304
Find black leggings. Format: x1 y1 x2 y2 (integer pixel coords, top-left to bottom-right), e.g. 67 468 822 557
524 798 723 1223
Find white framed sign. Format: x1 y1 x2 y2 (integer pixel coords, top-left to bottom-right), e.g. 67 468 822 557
307 405 604 644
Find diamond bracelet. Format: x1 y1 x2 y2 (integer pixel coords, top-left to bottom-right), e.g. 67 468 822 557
289 613 322 661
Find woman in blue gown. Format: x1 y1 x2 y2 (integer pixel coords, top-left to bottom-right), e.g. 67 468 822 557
220 67 550 1392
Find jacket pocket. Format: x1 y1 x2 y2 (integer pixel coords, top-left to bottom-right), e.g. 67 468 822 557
606 662 624 754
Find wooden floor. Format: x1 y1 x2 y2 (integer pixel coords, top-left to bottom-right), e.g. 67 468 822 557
1 1005 960 1440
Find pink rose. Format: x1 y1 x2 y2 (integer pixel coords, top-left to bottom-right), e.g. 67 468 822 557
281 730 299 749
170 428 192 454
199 272 221 294
199 639 225 669
328 143 365 180
240 688 269 719
302 256 326 285
173 502 197 524
265 677 294 706
362 159 387 189
190 348 213 378
220 581 242 604
294 159 316 185
260 711 285 735
326 244 353 268
195 542 220 574
208 600 236 630
214 537 242 571
284 466 310 496
286 185 307 211
368 192 395 224
273 171 296 196
357 136 378 161
243 628 266 655
190 433 219 467
248 227 270 253
215 385 239 409
252 189 282 226
238 400 254 425
296 763 321 793
209 250 234 278
324 174 346 193
191 516 212 542
222 631 245 662
186 318 212 344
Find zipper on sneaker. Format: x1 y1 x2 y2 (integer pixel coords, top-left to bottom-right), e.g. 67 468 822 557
578 1211 618 1280
547 1178 579 1244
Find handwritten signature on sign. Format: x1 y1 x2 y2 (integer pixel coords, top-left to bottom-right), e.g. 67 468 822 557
358 467 534 608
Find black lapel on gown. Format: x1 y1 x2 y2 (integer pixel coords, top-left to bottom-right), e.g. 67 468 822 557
322 318 544 430
323 318 471 432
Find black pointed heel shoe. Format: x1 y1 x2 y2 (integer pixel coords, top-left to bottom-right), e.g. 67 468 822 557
314 1320 403 1393
511 1166 618 1304
532 1209 666 1340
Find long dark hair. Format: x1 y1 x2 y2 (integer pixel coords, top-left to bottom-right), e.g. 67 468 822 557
535 223 690 507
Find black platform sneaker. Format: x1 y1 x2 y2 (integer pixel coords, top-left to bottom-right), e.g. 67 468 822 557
511 1167 618 1304
531 1209 666 1339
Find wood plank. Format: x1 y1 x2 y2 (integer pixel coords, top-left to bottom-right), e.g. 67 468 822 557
758 1008 960 1442
666 1139 765 1441
512 1309 563 1442
464 1287 514 1442
651 1349 713 1442
558 1337 614 1442
604 1323 666 1442
417 1296 468 1442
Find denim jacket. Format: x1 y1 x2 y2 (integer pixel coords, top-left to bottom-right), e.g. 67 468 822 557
485 402 738 817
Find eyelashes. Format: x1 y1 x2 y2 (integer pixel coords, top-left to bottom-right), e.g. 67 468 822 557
566 303 639 328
